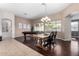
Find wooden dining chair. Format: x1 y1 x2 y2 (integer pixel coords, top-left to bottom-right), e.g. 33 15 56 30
43 31 57 48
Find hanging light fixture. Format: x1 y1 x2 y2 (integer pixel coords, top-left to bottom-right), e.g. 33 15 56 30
40 3 51 34
41 3 51 22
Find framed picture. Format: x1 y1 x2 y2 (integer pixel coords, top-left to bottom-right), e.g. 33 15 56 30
27 24 31 30
18 23 22 29
23 24 27 29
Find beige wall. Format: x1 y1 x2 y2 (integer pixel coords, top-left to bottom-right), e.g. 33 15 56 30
62 3 79 17
49 3 79 19
15 16 31 37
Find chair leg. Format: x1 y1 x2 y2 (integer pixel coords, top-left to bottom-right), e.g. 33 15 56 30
43 43 49 47
49 44 51 50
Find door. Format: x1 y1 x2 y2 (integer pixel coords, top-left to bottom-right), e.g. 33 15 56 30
2 19 12 39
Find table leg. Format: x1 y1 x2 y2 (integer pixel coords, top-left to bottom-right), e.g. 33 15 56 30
39 39 43 47
34 37 38 46
24 34 26 42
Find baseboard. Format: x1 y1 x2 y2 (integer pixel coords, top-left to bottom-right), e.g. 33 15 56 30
61 38 71 42
15 36 24 39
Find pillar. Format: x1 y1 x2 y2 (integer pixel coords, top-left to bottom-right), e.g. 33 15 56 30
61 16 71 41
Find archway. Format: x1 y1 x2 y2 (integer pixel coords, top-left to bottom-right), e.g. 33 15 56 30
2 18 12 39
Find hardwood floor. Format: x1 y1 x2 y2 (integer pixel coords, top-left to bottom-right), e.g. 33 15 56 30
0 39 42 56
15 37 79 56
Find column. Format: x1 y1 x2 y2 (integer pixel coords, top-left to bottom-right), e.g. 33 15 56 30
61 16 71 41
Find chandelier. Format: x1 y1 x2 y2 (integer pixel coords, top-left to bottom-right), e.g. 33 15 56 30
40 3 51 34
41 16 51 22
41 3 51 22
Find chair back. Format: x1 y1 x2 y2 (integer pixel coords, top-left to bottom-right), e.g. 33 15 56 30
53 31 57 40
48 32 54 41
47 31 57 41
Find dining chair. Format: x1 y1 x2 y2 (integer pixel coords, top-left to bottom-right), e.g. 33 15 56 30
43 31 57 48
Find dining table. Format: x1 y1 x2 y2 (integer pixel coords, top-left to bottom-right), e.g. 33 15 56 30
22 31 37 42
32 34 49 47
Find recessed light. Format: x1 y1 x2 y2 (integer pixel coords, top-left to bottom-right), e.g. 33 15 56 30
41 3 46 5
24 13 27 15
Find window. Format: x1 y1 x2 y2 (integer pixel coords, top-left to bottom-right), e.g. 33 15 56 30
34 23 44 31
18 23 22 29
45 20 61 32
33 20 61 32
71 22 78 31
23 24 27 29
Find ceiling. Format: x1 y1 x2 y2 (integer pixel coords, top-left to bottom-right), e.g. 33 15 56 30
0 3 70 20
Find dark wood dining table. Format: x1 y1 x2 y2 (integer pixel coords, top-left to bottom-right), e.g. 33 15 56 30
22 31 37 42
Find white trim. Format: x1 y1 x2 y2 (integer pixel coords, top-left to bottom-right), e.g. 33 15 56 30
61 39 71 41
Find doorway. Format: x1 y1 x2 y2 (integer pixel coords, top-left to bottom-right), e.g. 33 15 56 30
2 19 12 39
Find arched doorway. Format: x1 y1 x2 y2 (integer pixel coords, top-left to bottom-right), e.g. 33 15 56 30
2 19 12 39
